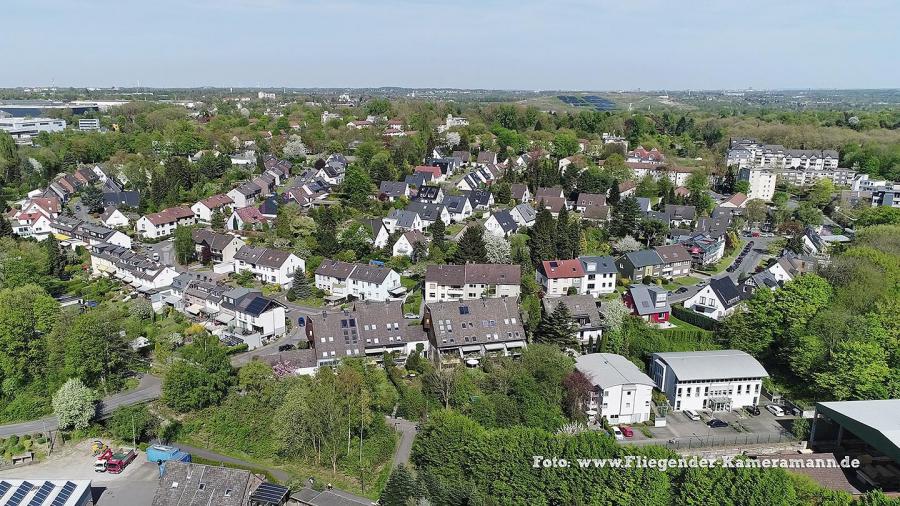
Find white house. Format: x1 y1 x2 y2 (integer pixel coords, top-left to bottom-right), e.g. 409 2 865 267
442 195 472 222
738 167 777 201
50 217 133 249
192 194 234 223
580 256 617 296
576 353 655 425
483 210 518 238
233 246 305 287
226 182 262 209
650 350 768 412
192 229 246 264
89 243 178 291
135 206 196 239
424 264 521 303
221 288 287 347
537 259 585 297
315 260 402 302
682 277 744 321
384 209 425 233
10 212 53 239
510 203 536 228
392 231 427 258
543 295 603 346
99 207 129 228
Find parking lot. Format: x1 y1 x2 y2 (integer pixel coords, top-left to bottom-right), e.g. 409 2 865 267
648 405 793 445
0 439 159 505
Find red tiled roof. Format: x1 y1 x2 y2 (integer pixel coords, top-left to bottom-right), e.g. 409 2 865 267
414 165 442 178
235 206 267 224
541 259 585 279
199 194 233 209
144 206 194 225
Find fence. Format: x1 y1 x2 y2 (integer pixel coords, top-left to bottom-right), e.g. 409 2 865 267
626 431 797 450
671 305 719 331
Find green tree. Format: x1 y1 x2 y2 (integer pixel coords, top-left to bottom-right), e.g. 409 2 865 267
341 165 373 208
107 404 157 443
609 196 642 238
80 185 104 213
44 233 67 278
552 132 579 159
380 464 421 506
794 202 823 227
808 179 835 208
0 131 20 184
535 302 579 349
638 218 668 247
815 341 890 400
856 206 900 227
238 360 274 395
210 208 226 231
429 219 446 251
173 226 195 265
554 206 572 259
52 378 95 430
368 151 395 185
734 180 750 194
0 215 12 238
163 333 234 412
745 199 768 225
494 181 512 205
314 206 340 256
635 175 657 198
0 284 59 391
453 225 487 264
287 268 312 301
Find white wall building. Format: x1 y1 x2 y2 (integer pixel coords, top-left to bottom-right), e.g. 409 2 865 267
650 350 768 412
738 167 777 202
135 206 196 239
424 264 521 303
315 260 402 302
233 246 305 287
576 353 655 425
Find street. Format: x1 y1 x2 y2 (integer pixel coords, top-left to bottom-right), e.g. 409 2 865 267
386 416 417 468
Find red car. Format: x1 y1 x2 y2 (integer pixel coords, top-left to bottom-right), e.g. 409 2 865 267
619 426 634 437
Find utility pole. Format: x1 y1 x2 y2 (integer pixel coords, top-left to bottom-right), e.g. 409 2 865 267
132 413 137 448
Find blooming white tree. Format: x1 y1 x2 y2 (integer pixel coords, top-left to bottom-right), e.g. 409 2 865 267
282 134 308 159
484 233 511 264
445 132 461 147
52 378 96 430
612 235 641 253
600 298 630 334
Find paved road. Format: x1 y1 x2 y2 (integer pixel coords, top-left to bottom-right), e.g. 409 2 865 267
386 416 417 468
170 441 292 482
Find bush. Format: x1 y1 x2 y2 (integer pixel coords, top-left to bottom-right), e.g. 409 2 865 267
107 404 158 443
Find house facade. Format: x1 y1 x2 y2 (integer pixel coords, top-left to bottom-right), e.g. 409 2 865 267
136 206 195 239
424 264 521 303
315 260 402 301
423 297 526 365
650 350 768 412
576 353 655 425
233 246 305 287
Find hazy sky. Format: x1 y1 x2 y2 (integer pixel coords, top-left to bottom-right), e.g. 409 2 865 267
4 0 898 90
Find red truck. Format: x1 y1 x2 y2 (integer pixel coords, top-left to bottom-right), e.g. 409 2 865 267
95 447 136 474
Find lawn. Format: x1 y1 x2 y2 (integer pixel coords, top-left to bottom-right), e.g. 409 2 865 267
403 292 422 315
447 223 465 237
660 276 702 290
666 315 712 334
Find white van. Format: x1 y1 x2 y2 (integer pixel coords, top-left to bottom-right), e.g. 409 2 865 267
684 410 701 421
766 404 785 417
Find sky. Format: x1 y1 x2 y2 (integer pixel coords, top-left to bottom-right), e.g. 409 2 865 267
3 0 899 90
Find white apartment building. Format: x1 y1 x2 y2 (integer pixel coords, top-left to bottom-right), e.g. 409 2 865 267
0 117 66 142
78 118 101 131
424 264 521 303
315 260 402 302
89 243 178 291
135 206 196 239
650 350 768 412
580 256 617 296
727 139 839 171
576 353 655 425
738 167 776 201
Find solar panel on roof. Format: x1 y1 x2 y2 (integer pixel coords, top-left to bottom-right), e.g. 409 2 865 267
8 482 34 506
27 482 55 506
0 481 11 498
49 482 77 506
249 482 290 505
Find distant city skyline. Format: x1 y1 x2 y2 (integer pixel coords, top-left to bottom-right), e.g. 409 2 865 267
5 0 898 90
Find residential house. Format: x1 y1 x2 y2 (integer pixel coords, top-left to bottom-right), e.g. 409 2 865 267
576 353 655 425
304 301 428 367
475 150 497 166
347 120 373 129
662 205 696 228
510 203 536 228
100 206 130 228
635 197 653 213
404 172 432 189
101 187 141 209
484 210 518 237
616 249 664 283
406 201 450 228
802 226 850 257
623 284 670 323
742 269 781 293
251 173 276 195
767 251 814 283
364 218 391 249
414 185 444 204
9 210 52 239
315 260 402 302
221 288 287 346
543 295 603 346
233 245 305 287
618 180 636 198
378 181 410 202
581 203 612 223
424 264 521 303
136 206 195 239
384 209 425 233
575 193 607 211
50 216 133 249
392 231 428 258
683 277 744 321
537 259 585 297
509 183 531 203
192 229 246 264
423 297 526 365
90 243 178 291
720 192 748 209
654 244 692 278
580 255 617 296
226 181 262 208
678 233 725 267
536 196 568 217
227 206 269 231
696 214 731 239
414 165 444 183
535 186 564 200
443 194 473 222
462 189 494 210
650 350 768 412
627 146 665 164
452 150 471 165
192 194 234 223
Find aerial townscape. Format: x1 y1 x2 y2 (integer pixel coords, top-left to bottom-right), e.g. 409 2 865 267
1 3 900 506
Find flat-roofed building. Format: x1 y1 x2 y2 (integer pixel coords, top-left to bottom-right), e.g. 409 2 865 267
649 350 768 412
576 353 655 425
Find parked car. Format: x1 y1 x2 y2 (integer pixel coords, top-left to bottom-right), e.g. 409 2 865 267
404 313 418 319
766 404 785 416
707 419 728 428
611 426 624 440
619 426 634 438
746 405 761 416
684 410 701 421
675 287 689 294
278 344 295 352
297 316 305 326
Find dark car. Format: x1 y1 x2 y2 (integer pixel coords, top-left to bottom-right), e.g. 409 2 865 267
746 405 761 416
297 316 305 326
675 287 689 294
278 344 296 352
707 419 729 428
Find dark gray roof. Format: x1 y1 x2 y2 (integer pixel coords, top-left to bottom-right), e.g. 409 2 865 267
426 297 525 350
425 264 520 286
512 203 536 222
234 245 293 269
542 294 603 327
102 190 140 207
152 461 254 506
628 284 670 316
576 353 655 389
462 189 492 207
192 229 239 251
315 259 357 280
580 255 616 274
406 201 445 222
664 204 696 221
655 244 692 264
379 180 408 197
387 209 418 229
624 249 663 268
709 276 743 308
489 210 517 233
443 195 469 214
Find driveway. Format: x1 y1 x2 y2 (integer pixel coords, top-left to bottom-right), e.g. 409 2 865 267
725 236 777 282
386 416 417 468
140 239 176 267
